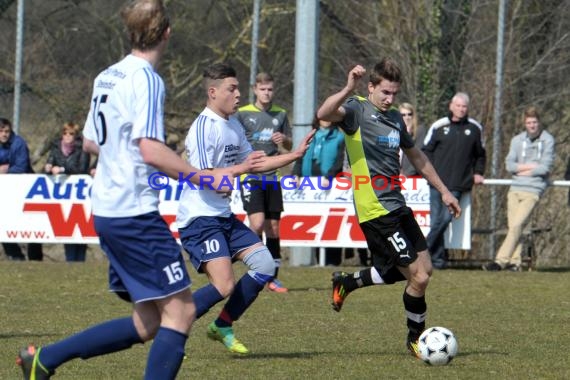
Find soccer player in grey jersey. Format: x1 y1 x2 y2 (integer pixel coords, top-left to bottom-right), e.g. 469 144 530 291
236 73 292 292
317 58 461 358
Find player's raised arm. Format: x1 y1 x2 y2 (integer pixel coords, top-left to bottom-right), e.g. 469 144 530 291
250 129 315 173
317 65 366 123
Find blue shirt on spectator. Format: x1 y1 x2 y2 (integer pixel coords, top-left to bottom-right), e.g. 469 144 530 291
0 133 34 173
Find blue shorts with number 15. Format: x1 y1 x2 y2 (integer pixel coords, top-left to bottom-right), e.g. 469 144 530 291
94 211 191 303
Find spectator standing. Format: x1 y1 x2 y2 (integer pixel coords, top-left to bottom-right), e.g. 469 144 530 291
236 72 292 293
483 106 555 271
399 102 426 177
44 122 91 262
292 116 345 265
422 92 486 269
0 117 43 261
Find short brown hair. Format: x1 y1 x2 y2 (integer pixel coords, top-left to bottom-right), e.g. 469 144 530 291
120 0 170 51
369 58 402 85
523 106 540 122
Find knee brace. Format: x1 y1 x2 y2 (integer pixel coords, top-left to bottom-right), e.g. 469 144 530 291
242 246 275 285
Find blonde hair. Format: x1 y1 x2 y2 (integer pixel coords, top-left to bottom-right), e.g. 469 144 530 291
62 122 80 136
255 72 274 85
399 102 419 138
120 0 170 51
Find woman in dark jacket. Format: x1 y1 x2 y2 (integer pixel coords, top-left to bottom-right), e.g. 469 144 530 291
45 122 90 176
44 122 90 261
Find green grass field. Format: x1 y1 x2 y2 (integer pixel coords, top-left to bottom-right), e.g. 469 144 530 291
1 261 569 379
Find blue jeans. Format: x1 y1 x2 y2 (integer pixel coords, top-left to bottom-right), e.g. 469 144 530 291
64 244 87 262
426 188 462 268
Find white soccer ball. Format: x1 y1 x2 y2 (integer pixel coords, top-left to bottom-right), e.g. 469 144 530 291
418 326 458 366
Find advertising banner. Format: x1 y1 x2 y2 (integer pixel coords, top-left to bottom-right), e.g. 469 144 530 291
0 174 470 249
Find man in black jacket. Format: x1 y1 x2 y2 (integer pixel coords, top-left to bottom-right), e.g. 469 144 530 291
422 93 486 268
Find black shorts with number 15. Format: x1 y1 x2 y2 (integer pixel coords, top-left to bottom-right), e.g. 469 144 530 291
360 206 427 276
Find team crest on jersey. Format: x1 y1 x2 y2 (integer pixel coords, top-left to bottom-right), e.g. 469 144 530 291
253 128 273 141
464 129 471 136
377 130 400 149
272 118 279 126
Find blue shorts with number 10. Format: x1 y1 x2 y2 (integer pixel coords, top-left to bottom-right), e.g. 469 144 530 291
178 214 261 273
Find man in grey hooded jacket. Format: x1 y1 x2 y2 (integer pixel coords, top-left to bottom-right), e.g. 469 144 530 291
483 106 555 271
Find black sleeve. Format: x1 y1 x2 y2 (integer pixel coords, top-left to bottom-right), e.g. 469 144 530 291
422 126 437 162
473 128 487 175
292 157 302 177
45 146 56 168
64 150 90 174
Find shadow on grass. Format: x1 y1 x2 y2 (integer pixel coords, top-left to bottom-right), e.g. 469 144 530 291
455 350 509 357
233 352 324 360
0 332 60 339
534 267 570 273
234 350 398 360
232 348 511 361
287 286 330 292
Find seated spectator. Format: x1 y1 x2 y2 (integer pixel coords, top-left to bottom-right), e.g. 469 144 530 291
293 116 345 265
0 117 43 261
44 122 90 262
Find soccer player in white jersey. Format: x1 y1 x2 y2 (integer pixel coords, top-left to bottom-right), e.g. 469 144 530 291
176 63 314 354
16 2 235 379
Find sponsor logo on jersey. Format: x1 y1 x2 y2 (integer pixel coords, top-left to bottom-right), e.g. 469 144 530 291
96 80 116 90
224 144 240 152
376 130 400 149
253 128 274 142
